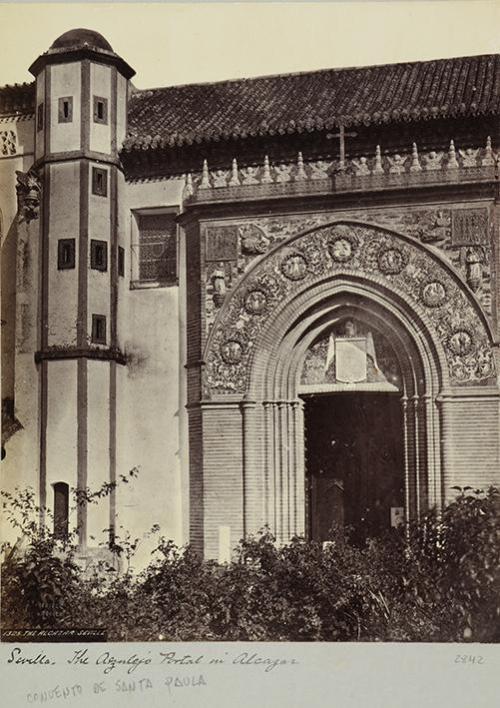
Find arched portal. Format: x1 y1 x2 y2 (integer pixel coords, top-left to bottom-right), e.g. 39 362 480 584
191 221 499 557
242 279 443 543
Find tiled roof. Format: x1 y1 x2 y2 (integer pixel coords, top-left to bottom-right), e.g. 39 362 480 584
2 54 499 148
0 83 35 116
124 54 500 151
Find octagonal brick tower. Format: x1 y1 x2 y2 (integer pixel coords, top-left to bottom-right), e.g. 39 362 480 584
29 30 135 550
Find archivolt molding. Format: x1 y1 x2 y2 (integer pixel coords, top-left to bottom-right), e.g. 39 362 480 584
269 292 429 402
203 221 496 396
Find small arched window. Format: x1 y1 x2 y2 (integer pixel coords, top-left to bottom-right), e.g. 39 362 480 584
53 482 69 540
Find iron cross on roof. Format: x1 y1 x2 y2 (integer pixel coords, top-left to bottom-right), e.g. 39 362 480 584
326 124 358 171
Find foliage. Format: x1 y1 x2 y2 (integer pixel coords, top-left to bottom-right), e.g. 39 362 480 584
1 486 499 642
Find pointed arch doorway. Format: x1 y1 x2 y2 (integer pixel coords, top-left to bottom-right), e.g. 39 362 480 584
236 286 438 548
300 317 406 544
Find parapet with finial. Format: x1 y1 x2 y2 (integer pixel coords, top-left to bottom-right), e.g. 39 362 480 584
182 139 497 205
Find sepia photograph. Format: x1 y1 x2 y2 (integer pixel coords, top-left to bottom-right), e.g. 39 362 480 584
1 0 499 659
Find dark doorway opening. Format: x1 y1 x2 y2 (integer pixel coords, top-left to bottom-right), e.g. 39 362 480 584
304 393 404 545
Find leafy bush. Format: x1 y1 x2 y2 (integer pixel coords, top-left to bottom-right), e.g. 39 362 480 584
2 486 499 642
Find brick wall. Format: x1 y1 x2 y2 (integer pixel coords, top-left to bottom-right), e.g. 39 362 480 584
441 394 500 499
201 404 243 559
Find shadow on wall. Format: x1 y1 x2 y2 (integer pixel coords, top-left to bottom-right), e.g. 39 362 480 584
124 342 150 377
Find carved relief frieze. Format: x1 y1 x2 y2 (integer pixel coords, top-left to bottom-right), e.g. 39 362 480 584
328 231 358 263
244 289 268 315
420 281 447 308
377 247 408 275
207 203 492 320
451 208 489 246
203 222 495 396
239 223 270 255
281 252 308 280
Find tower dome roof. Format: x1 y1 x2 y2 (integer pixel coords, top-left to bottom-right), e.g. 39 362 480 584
30 28 134 80
50 28 113 52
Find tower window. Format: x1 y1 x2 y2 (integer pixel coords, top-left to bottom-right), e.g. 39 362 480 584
53 482 69 540
37 103 44 131
58 96 73 123
91 314 107 344
93 96 108 125
118 246 125 277
92 167 108 197
57 238 76 270
90 239 108 272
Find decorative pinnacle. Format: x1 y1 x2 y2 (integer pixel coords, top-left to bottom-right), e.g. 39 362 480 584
482 136 495 166
295 151 307 181
447 140 459 169
183 172 194 198
229 158 241 186
200 159 211 188
373 145 384 174
261 155 272 183
410 142 422 172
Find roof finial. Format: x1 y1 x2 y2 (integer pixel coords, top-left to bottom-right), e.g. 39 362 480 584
183 172 194 199
200 159 211 188
481 136 495 166
447 140 459 169
261 155 273 184
373 145 384 174
295 152 307 181
410 142 422 172
229 158 241 186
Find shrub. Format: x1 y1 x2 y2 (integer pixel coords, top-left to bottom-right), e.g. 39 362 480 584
2 486 499 642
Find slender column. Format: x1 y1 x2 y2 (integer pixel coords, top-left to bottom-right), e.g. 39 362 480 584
401 395 410 524
38 163 50 524
423 393 435 511
263 401 272 529
77 358 88 547
286 402 294 538
293 399 305 537
279 401 289 541
272 402 280 539
290 401 298 535
413 395 421 519
109 360 117 543
39 361 48 526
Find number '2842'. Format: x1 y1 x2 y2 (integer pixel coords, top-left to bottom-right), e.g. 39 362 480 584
455 655 485 664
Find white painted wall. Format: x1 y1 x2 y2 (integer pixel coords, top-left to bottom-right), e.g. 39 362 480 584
89 63 111 155
1 121 39 546
86 360 112 544
112 176 187 568
50 63 81 154
45 360 78 535
47 161 80 347
116 74 128 149
118 285 183 569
